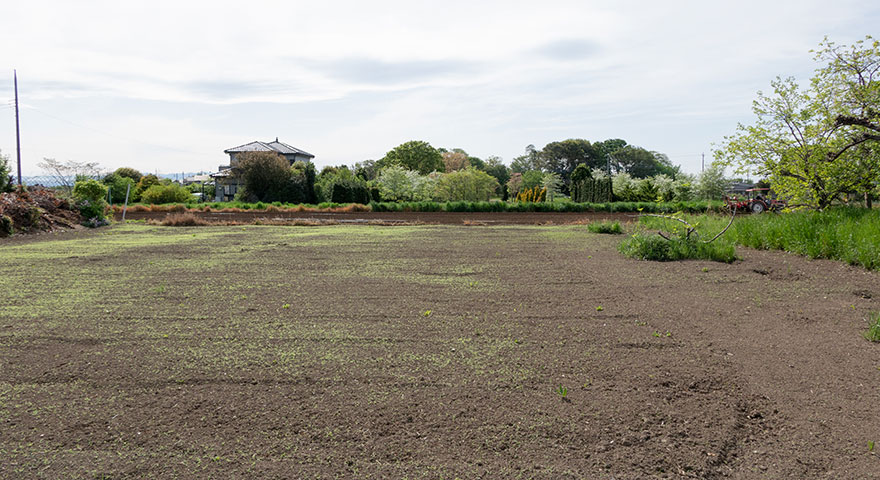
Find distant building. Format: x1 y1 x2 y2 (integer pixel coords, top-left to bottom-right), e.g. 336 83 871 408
211 138 314 201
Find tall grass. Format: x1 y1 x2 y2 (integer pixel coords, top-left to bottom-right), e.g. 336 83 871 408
638 207 880 270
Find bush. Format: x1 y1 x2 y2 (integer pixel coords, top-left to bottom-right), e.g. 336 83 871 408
141 184 194 204
587 221 623 234
0 214 12 237
73 179 109 225
619 234 737 263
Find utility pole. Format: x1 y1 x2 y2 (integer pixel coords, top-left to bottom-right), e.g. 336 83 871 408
14 70 22 186
701 152 705 172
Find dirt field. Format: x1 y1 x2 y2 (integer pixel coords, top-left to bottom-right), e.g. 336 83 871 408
1 224 878 478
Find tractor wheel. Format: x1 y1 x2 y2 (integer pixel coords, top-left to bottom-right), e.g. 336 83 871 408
751 202 766 214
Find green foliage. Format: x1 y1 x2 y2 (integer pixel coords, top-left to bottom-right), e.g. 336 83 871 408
140 184 194 204
864 312 880 342
0 149 13 192
434 167 499 202
695 165 729 200
715 36 880 209
0 214 12 237
316 166 370 203
379 140 444 174
556 385 568 400
102 173 136 203
510 144 543 173
728 207 880 269
542 139 601 182
73 178 108 203
587 221 623 234
73 178 109 224
618 233 737 263
113 167 143 182
610 146 679 178
134 174 160 201
232 151 306 203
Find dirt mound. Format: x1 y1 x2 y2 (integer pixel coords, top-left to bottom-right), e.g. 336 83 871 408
0 187 82 236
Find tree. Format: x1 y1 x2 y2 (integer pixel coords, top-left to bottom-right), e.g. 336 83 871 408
112 167 143 182
521 170 544 191
441 151 470 172
134 174 160 201
232 151 296 203
435 167 499 202
541 172 563 201
610 146 679 178
379 140 444 175
481 156 510 194
715 36 880 209
38 158 102 194
695 164 729 200
102 173 136 203
541 139 600 184
0 149 13 192
510 145 543 173
593 138 628 173
375 165 421 202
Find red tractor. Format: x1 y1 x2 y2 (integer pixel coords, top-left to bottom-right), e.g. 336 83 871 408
724 188 786 213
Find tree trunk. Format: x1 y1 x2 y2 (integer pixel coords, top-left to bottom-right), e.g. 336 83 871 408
867 191 873 209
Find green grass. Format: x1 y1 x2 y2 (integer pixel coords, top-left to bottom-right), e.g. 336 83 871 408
864 312 880 342
637 207 880 270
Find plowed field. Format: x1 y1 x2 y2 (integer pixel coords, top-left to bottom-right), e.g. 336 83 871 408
1 224 878 478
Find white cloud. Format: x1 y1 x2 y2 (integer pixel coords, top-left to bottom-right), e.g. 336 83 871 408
0 0 877 175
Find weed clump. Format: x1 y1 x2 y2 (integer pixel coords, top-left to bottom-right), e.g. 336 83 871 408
619 234 737 263
864 312 880 342
587 220 623 234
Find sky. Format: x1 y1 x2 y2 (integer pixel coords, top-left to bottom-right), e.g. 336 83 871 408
1 0 878 177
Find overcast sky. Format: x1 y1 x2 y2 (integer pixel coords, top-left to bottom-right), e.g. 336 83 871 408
1 0 878 176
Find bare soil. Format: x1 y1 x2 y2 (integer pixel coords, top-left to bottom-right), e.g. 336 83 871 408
1 225 878 478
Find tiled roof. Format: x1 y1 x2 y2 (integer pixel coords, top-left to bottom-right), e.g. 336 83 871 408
224 139 314 158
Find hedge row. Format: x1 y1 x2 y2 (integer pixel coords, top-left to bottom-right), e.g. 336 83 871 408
121 200 725 214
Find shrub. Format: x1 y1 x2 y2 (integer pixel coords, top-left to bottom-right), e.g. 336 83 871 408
587 221 623 234
619 234 737 263
141 184 194 204
0 214 12 237
73 179 109 225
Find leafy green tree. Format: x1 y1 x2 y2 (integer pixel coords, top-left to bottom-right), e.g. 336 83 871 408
435 167 499 202
102 173 136 203
541 139 601 183
72 178 109 221
510 145 543 173
379 140 444 175
375 165 422 201
232 151 301 203
521 170 544 191
0 149 13 192
112 167 143 182
134 174 160 201
541 172 563 201
695 164 729 200
481 156 510 194
716 36 880 209
593 138 628 173
610 146 679 178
